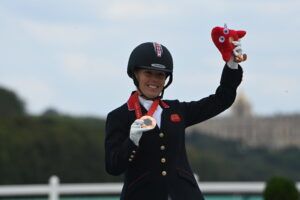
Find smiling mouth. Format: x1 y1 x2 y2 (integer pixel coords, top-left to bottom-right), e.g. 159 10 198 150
147 84 159 89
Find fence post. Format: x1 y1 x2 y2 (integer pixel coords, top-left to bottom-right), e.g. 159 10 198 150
49 175 59 200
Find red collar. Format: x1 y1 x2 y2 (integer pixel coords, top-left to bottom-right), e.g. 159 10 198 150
127 91 170 111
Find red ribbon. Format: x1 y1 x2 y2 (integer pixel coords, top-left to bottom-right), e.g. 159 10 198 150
132 91 160 119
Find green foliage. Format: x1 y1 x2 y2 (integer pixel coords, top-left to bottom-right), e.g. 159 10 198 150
186 132 300 181
1 108 300 184
42 108 60 116
0 87 26 116
0 115 121 184
263 176 299 200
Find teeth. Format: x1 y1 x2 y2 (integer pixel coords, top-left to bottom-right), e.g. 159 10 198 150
148 85 158 89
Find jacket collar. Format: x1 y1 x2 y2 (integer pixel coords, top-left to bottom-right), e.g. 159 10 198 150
127 91 170 111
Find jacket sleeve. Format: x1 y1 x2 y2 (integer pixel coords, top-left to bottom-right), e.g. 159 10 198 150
181 64 243 127
105 110 137 175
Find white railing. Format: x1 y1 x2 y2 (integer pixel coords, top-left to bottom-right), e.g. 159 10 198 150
0 176 299 199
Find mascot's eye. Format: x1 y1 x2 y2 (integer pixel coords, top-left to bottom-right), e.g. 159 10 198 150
219 36 225 43
223 28 229 34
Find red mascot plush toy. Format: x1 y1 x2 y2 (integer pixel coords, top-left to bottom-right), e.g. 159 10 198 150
211 24 247 62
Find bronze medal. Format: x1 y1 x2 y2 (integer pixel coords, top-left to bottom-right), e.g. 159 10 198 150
140 115 157 129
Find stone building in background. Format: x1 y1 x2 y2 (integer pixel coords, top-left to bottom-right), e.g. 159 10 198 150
188 92 300 149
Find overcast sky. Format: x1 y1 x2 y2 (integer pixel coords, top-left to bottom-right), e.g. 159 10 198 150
1 0 300 118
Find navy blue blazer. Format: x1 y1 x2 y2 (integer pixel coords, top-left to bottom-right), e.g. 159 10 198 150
105 65 243 200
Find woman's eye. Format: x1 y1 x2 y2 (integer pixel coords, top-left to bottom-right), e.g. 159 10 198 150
223 28 229 35
219 36 225 43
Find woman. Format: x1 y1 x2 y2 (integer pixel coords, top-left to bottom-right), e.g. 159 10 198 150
105 42 245 200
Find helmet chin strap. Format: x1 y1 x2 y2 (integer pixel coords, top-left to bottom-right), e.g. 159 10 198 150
136 87 168 101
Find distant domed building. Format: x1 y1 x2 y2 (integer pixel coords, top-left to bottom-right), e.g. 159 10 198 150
231 91 252 118
188 92 300 149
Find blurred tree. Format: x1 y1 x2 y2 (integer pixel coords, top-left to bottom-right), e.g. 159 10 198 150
0 86 26 116
263 176 299 200
0 115 117 184
42 108 60 116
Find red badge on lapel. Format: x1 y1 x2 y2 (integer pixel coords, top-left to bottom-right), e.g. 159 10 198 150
170 114 181 123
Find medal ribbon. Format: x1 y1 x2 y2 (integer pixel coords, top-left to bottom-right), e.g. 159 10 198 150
132 91 160 119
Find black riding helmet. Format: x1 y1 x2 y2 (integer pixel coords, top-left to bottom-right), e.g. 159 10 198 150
127 42 173 98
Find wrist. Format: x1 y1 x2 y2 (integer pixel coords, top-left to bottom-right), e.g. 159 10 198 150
226 57 238 70
130 134 140 146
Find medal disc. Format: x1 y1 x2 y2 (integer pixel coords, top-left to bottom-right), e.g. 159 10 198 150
140 115 156 129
